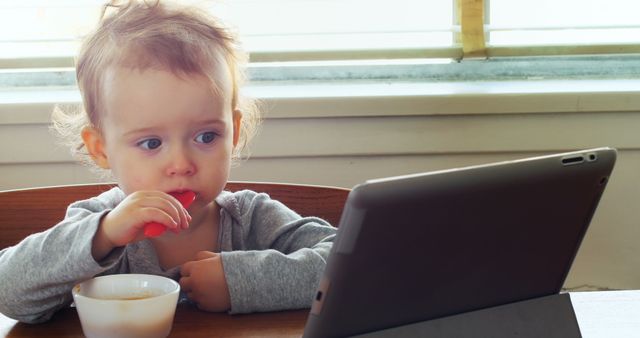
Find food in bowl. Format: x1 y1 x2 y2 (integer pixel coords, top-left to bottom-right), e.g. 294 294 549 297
72 274 180 338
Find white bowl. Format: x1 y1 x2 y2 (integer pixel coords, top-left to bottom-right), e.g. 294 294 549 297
72 274 180 338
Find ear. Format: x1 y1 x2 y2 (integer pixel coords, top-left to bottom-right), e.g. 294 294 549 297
81 125 111 169
232 108 243 148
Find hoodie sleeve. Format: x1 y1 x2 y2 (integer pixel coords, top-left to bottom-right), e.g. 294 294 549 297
217 190 337 314
0 187 126 323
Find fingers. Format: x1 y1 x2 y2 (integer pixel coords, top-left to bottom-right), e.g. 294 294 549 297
129 191 191 231
181 260 194 277
179 277 199 305
101 190 196 245
145 193 191 230
178 254 230 312
139 207 179 230
195 251 216 260
179 275 192 292
166 194 192 230
180 252 216 277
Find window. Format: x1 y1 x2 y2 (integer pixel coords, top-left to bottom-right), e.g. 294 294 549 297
0 0 638 79
0 1 101 61
214 0 453 56
490 0 640 45
0 0 455 65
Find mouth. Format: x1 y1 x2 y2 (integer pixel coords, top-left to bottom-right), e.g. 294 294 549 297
167 190 197 208
169 188 195 194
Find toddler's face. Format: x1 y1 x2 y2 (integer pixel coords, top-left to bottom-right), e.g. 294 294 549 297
88 65 240 209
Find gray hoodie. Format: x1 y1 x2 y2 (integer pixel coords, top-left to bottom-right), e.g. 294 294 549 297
0 187 336 323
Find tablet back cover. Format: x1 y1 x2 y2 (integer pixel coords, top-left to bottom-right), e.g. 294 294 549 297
304 147 616 338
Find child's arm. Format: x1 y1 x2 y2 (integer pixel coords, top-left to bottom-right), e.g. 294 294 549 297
0 187 191 323
0 188 127 323
205 190 337 314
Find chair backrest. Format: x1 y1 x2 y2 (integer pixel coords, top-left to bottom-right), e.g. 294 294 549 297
0 182 350 250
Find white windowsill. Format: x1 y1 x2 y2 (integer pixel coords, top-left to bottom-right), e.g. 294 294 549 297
2 78 640 125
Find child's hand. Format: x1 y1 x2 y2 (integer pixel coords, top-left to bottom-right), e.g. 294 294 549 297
92 191 191 260
179 251 231 312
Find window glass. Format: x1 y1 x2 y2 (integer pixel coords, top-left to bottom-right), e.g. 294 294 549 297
490 0 640 45
0 1 101 58
211 0 453 51
0 0 454 59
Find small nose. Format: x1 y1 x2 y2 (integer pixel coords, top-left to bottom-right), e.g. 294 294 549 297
165 147 196 177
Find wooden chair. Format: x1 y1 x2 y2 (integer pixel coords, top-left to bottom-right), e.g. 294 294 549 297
0 182 350 250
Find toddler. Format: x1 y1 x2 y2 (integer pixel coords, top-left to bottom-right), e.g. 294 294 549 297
0 0 336 323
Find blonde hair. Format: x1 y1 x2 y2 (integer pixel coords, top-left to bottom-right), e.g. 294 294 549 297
52 0 260 170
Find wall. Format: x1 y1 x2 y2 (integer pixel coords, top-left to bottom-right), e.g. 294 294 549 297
1 79 639 291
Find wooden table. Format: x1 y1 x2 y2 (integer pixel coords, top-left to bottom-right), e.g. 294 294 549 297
0 304 309 338
1 290 639 337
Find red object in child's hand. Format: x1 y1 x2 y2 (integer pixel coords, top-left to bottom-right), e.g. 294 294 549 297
143 191 196 237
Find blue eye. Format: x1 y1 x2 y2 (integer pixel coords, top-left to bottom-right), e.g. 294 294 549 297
138 138 162 150
195 131 217 144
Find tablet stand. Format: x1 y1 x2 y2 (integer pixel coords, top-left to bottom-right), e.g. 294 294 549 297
353 293 581 338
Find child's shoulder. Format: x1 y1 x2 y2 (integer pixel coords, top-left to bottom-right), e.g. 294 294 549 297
68 186 125 211
216 189 284 218
216 188 268 210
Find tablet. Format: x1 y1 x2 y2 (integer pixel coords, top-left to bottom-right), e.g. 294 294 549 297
303 147 616 338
